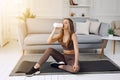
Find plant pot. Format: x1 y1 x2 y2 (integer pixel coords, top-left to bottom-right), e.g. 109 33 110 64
109 35 113 38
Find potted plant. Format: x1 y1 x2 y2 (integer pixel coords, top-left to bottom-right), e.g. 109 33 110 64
17 8 36 23
108 28 115 37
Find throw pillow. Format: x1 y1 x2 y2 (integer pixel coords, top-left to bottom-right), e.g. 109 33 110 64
89 21 100 34
76 21 90 35
115 21 120 29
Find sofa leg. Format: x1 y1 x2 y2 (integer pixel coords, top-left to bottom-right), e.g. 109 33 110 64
100 39 107 58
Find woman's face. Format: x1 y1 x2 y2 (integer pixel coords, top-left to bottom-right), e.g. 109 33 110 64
63 19 70 30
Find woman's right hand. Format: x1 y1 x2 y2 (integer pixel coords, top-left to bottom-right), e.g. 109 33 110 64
53 26 62 31
53 23 63 30
47 26 61 44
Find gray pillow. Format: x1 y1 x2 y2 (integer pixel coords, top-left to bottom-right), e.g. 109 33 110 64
99 22 110 36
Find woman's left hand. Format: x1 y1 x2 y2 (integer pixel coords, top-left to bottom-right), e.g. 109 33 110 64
73 63 79 72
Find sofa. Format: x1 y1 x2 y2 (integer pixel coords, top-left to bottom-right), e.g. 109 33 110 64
17 18 110 55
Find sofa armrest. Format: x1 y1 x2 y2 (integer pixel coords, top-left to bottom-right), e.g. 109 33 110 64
17 22 27 48
99 22 110 37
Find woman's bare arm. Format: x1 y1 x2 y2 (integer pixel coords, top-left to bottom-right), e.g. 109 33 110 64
47 27 60 44
72 33 79 65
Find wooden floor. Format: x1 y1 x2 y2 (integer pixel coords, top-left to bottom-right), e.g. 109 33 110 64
0 40 120 80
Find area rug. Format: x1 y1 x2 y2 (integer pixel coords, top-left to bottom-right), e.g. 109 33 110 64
9 54 120 76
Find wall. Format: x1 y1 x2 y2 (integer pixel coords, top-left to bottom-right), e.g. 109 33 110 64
25 0 65 18
91 0 120 23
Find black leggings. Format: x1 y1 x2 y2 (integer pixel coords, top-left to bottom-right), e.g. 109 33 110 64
37 48 80 73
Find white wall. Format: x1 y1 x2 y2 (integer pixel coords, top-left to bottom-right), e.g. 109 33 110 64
25 0 65 18
91 0 120 23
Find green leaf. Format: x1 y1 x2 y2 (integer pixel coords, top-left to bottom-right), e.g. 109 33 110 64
108 28 115 34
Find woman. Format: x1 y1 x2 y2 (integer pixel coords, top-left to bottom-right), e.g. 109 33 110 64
26 18 80 75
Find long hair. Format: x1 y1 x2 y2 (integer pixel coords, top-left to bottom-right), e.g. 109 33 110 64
58 18 75 47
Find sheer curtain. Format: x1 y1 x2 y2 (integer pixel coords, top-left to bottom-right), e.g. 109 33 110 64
0 0 10 46
0 0 26 46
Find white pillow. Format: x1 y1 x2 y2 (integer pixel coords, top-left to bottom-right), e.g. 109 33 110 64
76 21 90 35
89 21 100 34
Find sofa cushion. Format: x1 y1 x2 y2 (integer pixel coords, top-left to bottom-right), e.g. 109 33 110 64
99 22 110 37
77 35 102 44
26 18 62 34
115 21 120 29
71 18 99 22
114 29 120 36
89 21 100 34
76 21 90 35
24 34 59 45
72 18 99 32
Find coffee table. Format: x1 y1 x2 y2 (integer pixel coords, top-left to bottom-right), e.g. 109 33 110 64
100 36 120 58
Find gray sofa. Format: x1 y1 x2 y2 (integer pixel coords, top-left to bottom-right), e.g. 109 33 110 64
18 18 110 55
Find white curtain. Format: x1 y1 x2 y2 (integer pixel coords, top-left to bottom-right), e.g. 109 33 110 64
0 0 10 46
0 0 27 46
